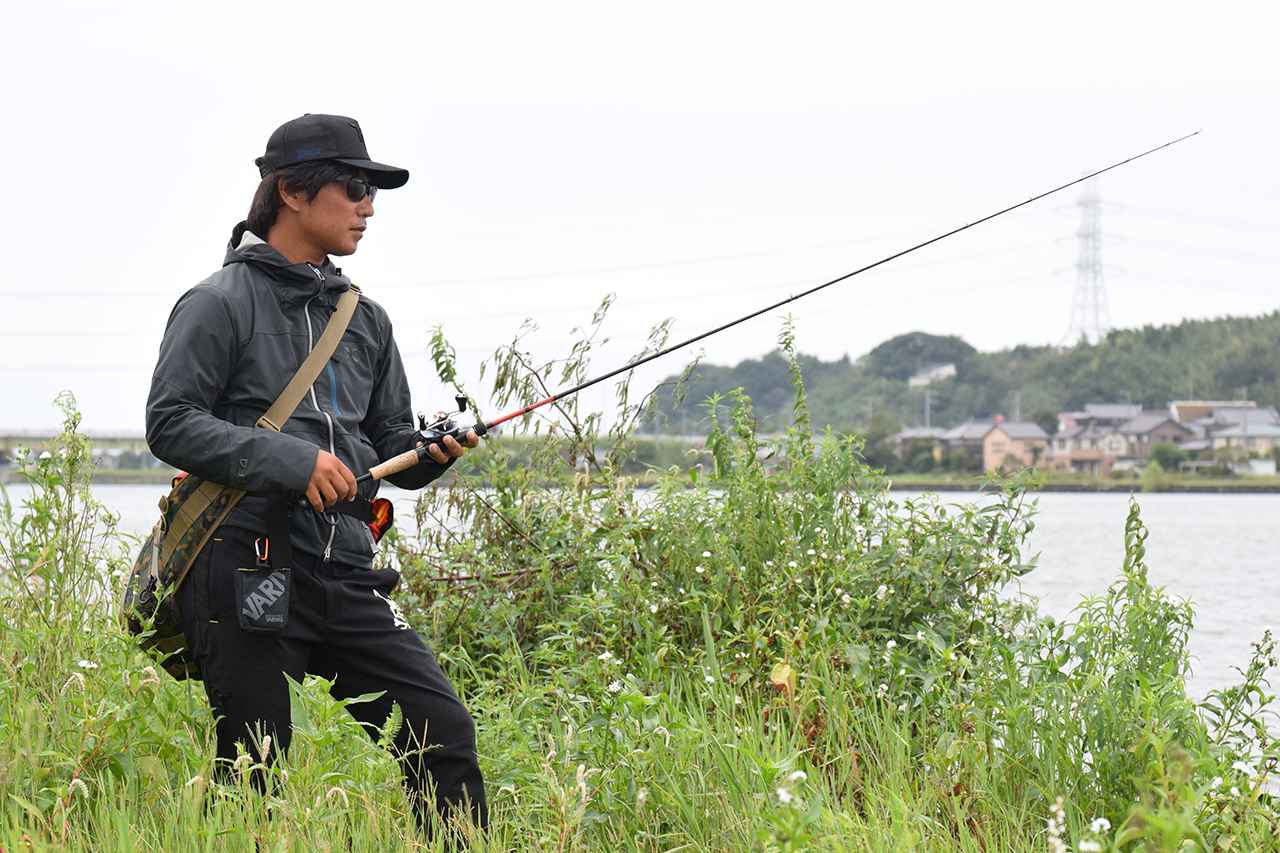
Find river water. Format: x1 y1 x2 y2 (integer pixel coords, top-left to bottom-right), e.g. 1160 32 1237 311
3 483 1276 703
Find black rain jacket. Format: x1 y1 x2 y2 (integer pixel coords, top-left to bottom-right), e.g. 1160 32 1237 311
146 223 447 568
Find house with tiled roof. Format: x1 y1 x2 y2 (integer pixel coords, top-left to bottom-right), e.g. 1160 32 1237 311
1057 403 1142 433
892 427 949 463
1208 421 1280 453
1116 412 1194 461
941 419 997 469
893 418 1050 472
1169 400 1256 424
1047 424 1123 474
1049 404 1192 473
982 420 1049 472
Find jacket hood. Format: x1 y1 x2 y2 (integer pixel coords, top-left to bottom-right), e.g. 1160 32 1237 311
224 222 352 303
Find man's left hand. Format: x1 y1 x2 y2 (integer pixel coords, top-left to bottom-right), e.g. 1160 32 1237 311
421 430 480 464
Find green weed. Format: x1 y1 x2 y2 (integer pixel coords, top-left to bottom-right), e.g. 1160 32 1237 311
2 319 1278 850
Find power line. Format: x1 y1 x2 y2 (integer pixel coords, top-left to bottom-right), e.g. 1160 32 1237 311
1 231 916 301
6 237 1060 341
1114 205 1280 234
1121 238 1280 264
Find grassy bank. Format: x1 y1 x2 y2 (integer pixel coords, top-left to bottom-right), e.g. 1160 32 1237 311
4 368 1279 849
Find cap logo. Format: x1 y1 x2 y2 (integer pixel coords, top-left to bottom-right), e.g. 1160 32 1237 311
294 145 326 158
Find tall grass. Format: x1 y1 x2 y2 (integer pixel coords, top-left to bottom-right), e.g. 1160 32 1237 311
2 325 1279 850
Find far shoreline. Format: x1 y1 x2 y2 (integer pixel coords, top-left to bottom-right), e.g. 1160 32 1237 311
5 468 1280 494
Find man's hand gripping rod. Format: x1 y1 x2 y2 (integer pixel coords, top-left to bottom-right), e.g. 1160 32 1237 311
352 131 1199 486
352 395 483 486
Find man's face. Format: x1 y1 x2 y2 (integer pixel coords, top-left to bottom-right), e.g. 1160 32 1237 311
293 173 375 257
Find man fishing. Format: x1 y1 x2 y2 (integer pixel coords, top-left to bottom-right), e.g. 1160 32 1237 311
145 113 487 835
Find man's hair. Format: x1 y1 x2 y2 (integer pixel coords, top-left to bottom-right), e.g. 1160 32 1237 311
246 160 356 237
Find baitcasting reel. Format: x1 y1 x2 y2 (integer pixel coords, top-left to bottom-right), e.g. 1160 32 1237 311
417 395 488 457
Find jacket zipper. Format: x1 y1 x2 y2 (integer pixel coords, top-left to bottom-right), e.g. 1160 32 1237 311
305 263 339 562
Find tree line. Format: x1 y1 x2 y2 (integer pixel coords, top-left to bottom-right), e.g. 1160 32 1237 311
641 311 1280 467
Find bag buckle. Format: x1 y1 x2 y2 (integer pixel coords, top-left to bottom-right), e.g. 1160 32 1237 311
255 537 270 563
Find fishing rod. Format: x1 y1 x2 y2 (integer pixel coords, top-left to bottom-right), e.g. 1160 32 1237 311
356 130 1200 486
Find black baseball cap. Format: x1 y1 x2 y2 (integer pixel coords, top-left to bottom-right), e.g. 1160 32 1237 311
255 114 409 189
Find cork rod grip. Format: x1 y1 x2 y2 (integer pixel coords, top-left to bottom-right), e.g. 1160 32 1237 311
367 447 423 482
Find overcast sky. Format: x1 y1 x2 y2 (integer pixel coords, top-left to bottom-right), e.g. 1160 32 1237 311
3 1 1278 433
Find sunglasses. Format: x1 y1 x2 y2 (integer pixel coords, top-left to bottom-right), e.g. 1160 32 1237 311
341 177 378 203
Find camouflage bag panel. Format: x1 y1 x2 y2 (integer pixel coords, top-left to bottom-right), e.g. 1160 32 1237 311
119 474 245 680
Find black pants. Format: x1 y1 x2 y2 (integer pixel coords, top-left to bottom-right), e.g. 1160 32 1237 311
178 523 488 833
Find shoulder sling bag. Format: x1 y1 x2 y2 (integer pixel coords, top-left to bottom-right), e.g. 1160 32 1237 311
120 287 360 680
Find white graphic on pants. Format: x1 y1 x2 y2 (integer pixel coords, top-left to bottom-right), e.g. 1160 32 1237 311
243 574 287 623
373 589 410 630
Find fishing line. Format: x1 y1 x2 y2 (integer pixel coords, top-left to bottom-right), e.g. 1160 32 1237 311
357 131 1200 485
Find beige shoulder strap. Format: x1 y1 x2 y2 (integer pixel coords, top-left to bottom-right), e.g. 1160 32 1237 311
256 287 360 432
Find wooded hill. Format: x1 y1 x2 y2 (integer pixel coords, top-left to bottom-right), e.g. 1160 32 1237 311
640 311 1280 443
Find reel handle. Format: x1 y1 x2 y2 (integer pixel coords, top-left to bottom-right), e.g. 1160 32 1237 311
357 420 488 485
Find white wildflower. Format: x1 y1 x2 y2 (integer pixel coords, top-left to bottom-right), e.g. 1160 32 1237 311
649 603 658 614
695 565 705 574
1209 776 1223 789
734 695 743 705
702 550 712 558
787 770 807 783
1046 795 1068 853
840 593 852 607
38 450 53 460
1079 842 1102 853
636 787 648 809
1090 817 1111 834
806 548 816 556
76 659 99 670
877 683 888 696
915 630 926 642
886 640 897 650
775 786 794 805
875 584 889 601
607 680 623 694
765 560 774 567
1230 786 1240 797
1231 760 1256 777
704 674 714 684
787 560 798 568
597 651 615 664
